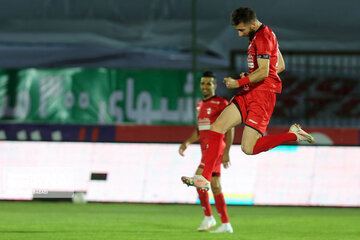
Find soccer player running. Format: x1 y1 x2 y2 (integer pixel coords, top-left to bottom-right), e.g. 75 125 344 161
179 71 234 233
182 7 314 192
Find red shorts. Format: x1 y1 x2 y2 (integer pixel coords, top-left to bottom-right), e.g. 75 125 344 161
231 90 276 135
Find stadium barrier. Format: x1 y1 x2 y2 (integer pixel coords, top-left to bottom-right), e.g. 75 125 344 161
0 141 359 207
0 123 359 145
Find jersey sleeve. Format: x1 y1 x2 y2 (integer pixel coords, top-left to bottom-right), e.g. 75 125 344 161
219 98 229 111
255 32 275 58
196 100 202 109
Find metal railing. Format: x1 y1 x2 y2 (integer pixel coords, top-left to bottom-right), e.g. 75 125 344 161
229 50 360 127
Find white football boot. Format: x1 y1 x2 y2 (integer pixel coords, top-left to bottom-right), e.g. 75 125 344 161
197 216 216 231
181 175 210 192
193 175 210 192
181 176 194 186
210 223 234 233
289 123 315 143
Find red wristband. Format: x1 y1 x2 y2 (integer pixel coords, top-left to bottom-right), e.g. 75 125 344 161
237 76 250 87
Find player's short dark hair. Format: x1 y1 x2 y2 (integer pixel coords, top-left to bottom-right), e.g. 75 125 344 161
231 7 257 25
202 71 216 79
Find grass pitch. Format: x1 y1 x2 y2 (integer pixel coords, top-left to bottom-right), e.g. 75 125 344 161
0 201 359 240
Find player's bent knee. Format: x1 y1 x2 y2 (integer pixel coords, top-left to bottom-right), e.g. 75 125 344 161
211 178 222 195
241 144 254 155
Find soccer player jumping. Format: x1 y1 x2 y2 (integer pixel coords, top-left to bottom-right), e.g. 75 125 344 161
182 7 314 192
179 71 234 233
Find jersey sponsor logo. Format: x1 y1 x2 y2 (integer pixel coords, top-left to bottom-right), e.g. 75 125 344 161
211 101 220 104
207 108 212 115
249 119 258 124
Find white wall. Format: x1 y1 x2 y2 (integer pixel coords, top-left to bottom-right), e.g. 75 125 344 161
0 141 359 206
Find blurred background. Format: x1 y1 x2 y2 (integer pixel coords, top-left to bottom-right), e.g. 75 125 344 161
0 0 359 207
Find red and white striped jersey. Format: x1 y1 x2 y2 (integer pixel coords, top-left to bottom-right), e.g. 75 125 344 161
247 24 282 93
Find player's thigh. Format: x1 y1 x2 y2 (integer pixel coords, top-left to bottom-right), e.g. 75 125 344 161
241 125 262 155
211 103 242 134
210 177 222 195
195 167 204 175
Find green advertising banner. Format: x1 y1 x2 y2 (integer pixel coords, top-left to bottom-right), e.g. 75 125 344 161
0 69 202 124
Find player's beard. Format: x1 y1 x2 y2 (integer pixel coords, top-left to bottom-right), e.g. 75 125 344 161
201 91 211 100
202 93 210 99
248 29 256 40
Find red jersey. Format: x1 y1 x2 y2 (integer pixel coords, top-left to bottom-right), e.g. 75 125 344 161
247 24 282 93
196 95 228 144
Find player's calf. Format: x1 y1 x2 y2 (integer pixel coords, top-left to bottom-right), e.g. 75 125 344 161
210 177 222 195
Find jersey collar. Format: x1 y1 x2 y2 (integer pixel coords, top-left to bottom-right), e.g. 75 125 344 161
255 24 264 34
249 24 264 41
203 95 217 102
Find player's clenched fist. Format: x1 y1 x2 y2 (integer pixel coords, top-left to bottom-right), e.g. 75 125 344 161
223 77 239 89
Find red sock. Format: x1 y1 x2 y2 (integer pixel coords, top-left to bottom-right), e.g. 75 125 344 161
252 132 297 155
201 131 225 181
214 193 229 223
197 188 212 216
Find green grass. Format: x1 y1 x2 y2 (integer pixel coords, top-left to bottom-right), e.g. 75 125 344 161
0 201 360 240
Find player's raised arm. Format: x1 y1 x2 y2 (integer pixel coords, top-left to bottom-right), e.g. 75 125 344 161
178 128 199 156
277 49 285 74
247 57 270 83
